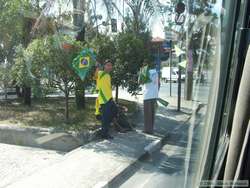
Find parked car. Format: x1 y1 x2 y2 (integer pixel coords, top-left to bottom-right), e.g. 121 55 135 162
161 67 185 82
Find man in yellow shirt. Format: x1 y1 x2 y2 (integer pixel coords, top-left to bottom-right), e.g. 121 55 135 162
97 60 114 139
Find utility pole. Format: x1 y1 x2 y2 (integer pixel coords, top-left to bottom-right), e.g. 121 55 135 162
169 40 172 97
174 1 186 111
184 49 193 100
74 0 86 109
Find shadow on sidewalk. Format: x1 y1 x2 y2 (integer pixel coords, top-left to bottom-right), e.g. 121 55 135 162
82 104 192 165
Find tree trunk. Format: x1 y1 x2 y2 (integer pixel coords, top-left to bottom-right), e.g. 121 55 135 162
184 72 193 100
65 92 69 122
115 85 119 103
33 79 42 99
21 17 33 105
4 87 7 100
16 86 22 97
184 50 193 101
75 80 85 109
23 86 31 106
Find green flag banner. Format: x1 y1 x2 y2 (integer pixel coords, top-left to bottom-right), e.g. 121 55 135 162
174 45 185 57
157 98 169 107
72 48 96 80
138 65 151 84
178 60 187 68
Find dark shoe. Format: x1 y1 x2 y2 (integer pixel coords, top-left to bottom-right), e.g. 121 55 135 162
123 127 133 132
113 120 127 133
101 134 114 140
143 131 154 135
114 123 127 133
117 128 127 133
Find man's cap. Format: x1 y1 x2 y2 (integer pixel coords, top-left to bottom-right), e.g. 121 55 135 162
104 59 112 65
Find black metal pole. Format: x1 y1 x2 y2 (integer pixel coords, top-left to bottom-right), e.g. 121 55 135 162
177 55 182 111
170 40 172 97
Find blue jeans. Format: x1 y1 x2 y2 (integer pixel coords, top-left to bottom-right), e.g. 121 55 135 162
100 100 115 136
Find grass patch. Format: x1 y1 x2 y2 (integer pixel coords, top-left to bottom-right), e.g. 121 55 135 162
0 97 137 132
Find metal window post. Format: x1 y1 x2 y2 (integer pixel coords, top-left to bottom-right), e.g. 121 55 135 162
178 55 182 111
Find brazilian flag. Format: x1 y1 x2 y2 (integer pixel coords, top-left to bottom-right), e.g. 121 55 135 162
72 48 96 80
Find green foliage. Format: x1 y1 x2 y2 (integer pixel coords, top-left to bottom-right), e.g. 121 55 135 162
12 34 86 119
0 64 12 93
12 36 53 86
12 45 34 87
89 34 116 63
0 0 35 64
44 36 77 89
12 34 85 96
87 32 151 96
114 32 150 95
0 0 41 101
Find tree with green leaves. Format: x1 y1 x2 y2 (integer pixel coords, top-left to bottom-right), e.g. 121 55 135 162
88 32 150 100
12 45 35 105
0 0 41 103
89 34 117 99
46 36 86 121
90 34 116 63
12 36 53 104
0 0 32 64
12 35 85 121
114 32 150 96
0 63 12 99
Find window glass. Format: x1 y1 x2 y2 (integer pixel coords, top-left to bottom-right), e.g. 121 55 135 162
0 0 237 187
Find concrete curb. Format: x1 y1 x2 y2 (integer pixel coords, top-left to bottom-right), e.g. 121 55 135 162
105 109 193 188
0 124 100 152
105 132 167 188
144 139 162 154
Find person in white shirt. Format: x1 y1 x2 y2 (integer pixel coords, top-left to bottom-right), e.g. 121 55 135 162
142 60 160 134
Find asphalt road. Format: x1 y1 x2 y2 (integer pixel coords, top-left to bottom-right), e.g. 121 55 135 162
0 80 211 103
159 82 210 103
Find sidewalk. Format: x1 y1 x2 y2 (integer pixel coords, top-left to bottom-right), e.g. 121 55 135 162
5 98 190 188
0 144 64 188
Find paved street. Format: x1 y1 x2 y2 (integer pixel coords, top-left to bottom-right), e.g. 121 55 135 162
0 81 210 107
118 81 209 114
0 94 17 100
159 82 210 103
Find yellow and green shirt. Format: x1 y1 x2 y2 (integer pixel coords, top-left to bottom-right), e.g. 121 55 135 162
97 71 112 105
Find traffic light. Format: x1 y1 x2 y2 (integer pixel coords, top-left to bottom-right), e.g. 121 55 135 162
111 18 117 33
175 2 185 14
